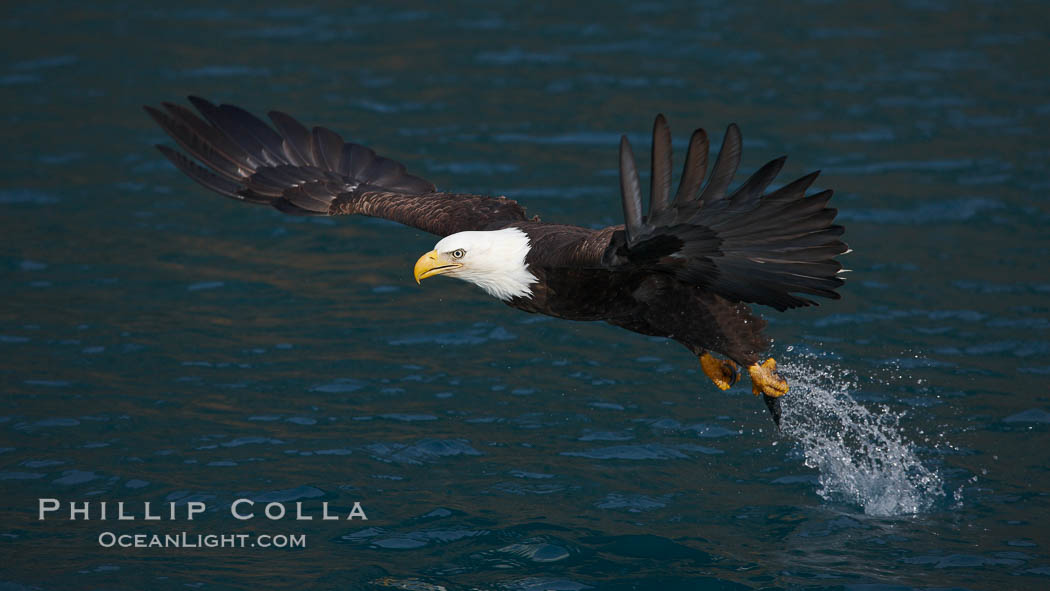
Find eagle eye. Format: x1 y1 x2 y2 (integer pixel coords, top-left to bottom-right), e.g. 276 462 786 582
451 249 465 259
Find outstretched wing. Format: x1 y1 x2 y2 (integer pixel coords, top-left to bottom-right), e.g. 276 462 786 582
145 97 528 236
604 115 848 311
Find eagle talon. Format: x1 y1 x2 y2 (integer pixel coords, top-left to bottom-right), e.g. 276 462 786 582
700 353 739 390
748 358 788 398
748 359 787 427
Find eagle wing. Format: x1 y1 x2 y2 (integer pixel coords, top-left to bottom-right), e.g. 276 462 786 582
145 97 527 236
596 115 848 311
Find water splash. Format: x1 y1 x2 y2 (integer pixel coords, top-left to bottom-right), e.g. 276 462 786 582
778 358 945 516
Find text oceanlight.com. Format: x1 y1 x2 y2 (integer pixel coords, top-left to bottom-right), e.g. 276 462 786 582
97 532 306 549
37 498 366 550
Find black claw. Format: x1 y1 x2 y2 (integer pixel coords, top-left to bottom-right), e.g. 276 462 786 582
763 395 782 429
727 368 740 388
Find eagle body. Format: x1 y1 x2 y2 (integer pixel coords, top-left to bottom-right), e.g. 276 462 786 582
146 97 848 423
498 222 770 366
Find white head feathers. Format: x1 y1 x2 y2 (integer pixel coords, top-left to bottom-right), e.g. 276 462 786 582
432 227 537 301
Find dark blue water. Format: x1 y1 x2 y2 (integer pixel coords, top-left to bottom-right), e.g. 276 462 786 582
3 2 1049 589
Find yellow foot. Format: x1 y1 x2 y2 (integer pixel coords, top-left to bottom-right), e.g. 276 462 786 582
748 358 789 398
700 353 739 390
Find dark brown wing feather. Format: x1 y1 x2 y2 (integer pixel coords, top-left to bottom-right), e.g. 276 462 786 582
599 118 848 311
648 114 673 220
145 97 528 236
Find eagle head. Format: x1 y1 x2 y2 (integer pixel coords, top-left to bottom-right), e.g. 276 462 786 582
413 227 537 301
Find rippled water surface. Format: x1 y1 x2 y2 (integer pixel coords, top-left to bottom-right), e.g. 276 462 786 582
3 2 1049 590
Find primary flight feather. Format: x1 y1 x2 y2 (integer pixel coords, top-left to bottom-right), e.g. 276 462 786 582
145 97 849 425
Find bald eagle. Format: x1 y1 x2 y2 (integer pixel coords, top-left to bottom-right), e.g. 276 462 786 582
145 97 848 425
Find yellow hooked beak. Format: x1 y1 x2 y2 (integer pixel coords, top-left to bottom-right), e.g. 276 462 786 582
413 250 461 284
